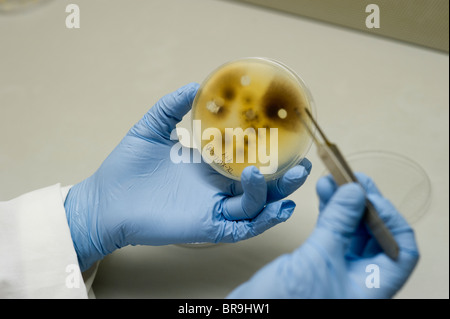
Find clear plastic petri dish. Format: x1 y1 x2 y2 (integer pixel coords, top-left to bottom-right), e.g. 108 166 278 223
191 57 315 181
346 151 432 224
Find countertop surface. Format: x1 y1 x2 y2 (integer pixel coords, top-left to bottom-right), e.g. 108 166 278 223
1 0 448 298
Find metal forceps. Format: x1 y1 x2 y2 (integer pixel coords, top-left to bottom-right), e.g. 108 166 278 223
302 108 399 260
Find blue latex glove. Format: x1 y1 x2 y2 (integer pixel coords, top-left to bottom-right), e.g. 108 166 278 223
64 83 312 272
227 173 419 299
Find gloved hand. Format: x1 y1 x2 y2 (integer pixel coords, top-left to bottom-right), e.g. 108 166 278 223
227 173 419 299
64 83 312 272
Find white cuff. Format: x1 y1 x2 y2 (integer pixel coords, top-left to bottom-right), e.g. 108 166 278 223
0 184 88 298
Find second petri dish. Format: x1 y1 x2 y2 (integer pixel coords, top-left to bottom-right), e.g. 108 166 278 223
192 57 315 181
346 151 432 224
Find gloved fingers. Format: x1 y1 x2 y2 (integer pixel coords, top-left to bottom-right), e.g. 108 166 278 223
366 192 419 255
317 183 367 239
318 175 419 263
220 200 296 242
346 189 419 261
129 82 200 141
358 197 420 298
354 172 383 197
345 221 372 258
222 166 267 220
316 172 382 213
352 202 402 259
316 174 338 212
348 173 415 257
358 236 383 258
358 239 419 299
267 158 312 203
229 158 312 199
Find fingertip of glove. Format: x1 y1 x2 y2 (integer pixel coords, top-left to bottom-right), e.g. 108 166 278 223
299 157 312 173
341 182 365 194
333 183 366 208
284 165 308 183
177 82 200 97
242 166 264 183
316 175 336 194
278 200 296 221
355 172 382 196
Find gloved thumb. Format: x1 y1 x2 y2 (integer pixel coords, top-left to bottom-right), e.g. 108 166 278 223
129 83 200 141
317 183 367 238
222 166 267 220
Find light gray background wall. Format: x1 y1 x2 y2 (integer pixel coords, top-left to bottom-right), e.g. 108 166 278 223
233 0 449 52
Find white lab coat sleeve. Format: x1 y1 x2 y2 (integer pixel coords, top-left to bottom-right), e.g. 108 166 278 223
0 184 95 298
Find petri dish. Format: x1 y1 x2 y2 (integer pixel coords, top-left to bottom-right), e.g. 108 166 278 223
192 57 315 181
345 151 432 224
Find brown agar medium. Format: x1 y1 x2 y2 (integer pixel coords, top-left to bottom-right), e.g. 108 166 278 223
192 57 315 181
